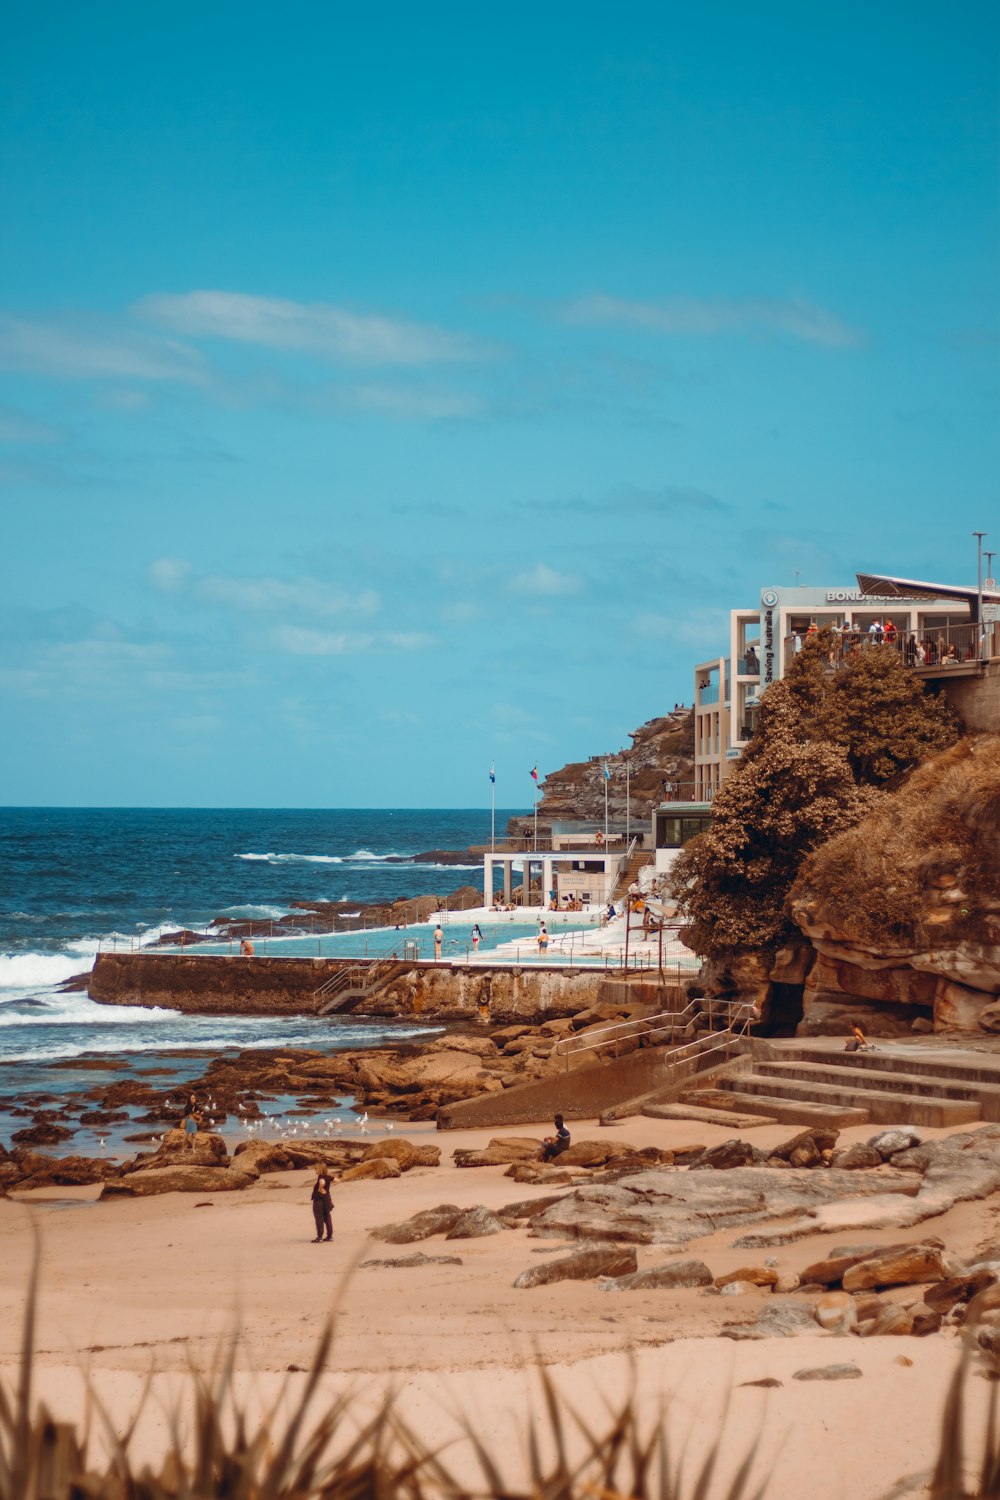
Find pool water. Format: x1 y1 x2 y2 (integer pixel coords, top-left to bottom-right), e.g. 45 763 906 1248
156 913 601 964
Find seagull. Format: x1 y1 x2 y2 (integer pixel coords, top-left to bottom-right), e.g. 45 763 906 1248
98 1138 106 1154
383 1122 395 1132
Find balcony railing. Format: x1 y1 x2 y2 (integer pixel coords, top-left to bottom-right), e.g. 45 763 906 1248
786 623 985 669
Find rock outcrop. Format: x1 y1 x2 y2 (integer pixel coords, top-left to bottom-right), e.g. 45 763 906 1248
789 737 1000 1034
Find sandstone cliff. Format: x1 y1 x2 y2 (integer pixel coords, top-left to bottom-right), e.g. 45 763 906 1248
789 735 1000 1034
526 707 695 828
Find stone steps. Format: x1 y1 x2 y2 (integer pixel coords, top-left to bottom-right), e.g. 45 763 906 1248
777 1047 1000 1117
756 1060 1000 1112
682 1086 869 1129
720 1071 979 1128
641 1100 778 1129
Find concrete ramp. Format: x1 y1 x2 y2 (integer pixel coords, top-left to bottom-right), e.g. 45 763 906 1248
436 1044 745 1130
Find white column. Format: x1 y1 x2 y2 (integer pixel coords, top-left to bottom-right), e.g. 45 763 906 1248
542 857 553 910
503 859 512 904
483 855 492 908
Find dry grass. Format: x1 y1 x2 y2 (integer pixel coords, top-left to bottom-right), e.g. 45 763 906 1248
793 735 1000 947
0 1243 773 1500
11 1245 1000 1500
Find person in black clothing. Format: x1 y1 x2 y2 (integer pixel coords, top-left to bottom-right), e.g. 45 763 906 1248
310 1164 334 1242
540 1113 571 1162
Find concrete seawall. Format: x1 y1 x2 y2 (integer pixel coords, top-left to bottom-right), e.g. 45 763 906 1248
88 952 610 1023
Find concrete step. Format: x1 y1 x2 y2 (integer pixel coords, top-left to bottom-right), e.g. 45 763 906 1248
722 1072 979 1128
779 1046 1000 1091
683 1086 869 1129
643 1100 778 1128
756 1060 1000 1111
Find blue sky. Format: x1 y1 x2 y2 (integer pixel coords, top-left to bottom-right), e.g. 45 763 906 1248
1 2 997 807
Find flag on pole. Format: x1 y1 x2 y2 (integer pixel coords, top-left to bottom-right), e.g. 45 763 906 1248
603 762 612 781
489 763 495 784
530 765 539 783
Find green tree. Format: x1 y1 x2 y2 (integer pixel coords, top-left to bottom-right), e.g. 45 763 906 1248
670 635 960 960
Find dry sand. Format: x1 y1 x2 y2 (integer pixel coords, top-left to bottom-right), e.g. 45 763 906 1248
2 1112 998 1498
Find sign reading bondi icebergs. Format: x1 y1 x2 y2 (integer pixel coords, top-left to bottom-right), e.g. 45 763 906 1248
761 589 777 684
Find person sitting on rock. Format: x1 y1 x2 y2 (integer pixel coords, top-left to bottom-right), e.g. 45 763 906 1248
845 1023 873 1052
540 1113 571 1162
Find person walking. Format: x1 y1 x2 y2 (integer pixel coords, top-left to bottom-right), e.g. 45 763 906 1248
310 1164 334 1242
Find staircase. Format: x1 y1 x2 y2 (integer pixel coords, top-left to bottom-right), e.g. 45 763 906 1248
314 956 404 1016
682 1041 1000 1129
610 842 652 904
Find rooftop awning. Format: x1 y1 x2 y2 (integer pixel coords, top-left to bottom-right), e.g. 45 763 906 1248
855 573 1000 621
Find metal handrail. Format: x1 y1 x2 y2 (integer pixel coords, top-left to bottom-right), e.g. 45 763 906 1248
555 997 755 1069
313 951 400 1008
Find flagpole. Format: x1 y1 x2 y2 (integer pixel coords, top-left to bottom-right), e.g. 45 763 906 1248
625 756 630 844
604 770 608 846
490 764 495 853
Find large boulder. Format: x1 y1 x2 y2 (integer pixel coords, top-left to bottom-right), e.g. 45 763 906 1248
514 1245 638 1289
339 1157 401 1183
102 1164 255 1197
370 1204 464 1243
124 1129 229 1173
603 1259 713 1291
9 1149 123 1190
453 1138 542 1168
842 1244 946 1291
445 1206 506 1239
361 1139 441 1171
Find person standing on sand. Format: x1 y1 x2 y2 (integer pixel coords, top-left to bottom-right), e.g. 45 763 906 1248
433 923 444 960
310 1164 334 1242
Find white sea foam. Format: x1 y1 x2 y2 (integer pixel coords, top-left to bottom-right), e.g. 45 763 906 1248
0 993 179 1028
0 951 95 990
216 904 292 921
235 852 343 865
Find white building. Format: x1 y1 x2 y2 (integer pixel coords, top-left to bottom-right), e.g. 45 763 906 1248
693 584 962 799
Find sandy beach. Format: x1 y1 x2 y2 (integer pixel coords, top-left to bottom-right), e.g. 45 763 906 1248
3 1109 998 1497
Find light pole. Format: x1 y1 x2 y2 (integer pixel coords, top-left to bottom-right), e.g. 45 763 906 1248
974 532 987 661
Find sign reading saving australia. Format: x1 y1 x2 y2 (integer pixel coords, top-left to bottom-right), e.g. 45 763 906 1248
761 589 778 683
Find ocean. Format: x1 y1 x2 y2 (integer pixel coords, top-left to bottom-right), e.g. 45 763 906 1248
0 807 520 1150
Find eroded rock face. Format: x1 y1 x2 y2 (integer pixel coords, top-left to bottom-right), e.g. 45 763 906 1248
445 1206 506 1239
790 767 1000 1035
842 1245 946 1290
514 1245 637 1289
604 1259 713 1291
102 1164 256 1197
369 1204 465 1243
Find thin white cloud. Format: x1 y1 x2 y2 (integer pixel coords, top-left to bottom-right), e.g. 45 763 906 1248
199 575 380 619
270 625 435 655
148 557 192 593
0 315 206 382
560 293 863 348
135 290 491 367
0 404 64 444
148 560 381 620
508 563 582 597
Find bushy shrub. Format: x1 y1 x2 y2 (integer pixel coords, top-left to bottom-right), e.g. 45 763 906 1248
670 634 960 960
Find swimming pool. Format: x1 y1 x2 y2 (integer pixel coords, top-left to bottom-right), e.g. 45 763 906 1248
154 913 602 964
